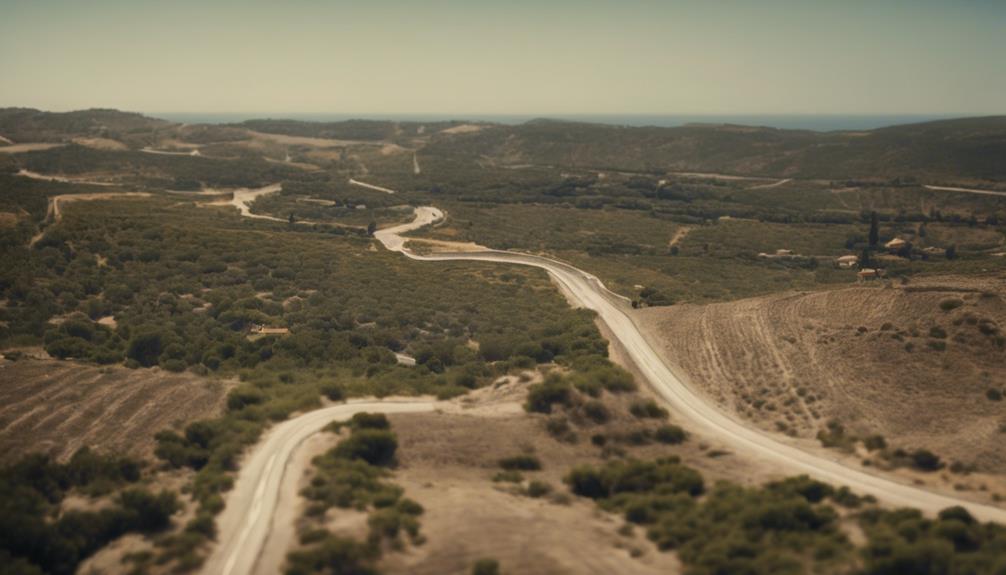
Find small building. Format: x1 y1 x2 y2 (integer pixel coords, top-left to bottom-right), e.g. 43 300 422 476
884 238 907 252
249 324 290 336
836 254 859 269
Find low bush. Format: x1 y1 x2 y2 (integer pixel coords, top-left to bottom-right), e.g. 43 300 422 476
582 400 611 424
525 374 574 414
910 448 944 472
653 424 688 445
628 399 669 419
526 480 553 498
498 454 542 471
472 558 501 575
334 429 398 467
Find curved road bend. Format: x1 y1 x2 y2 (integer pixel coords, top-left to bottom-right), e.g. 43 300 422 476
202 400 436 575
205 201 1006 575
378 206 1006 523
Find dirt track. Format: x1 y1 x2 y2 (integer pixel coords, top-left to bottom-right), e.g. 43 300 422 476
202 400 437 575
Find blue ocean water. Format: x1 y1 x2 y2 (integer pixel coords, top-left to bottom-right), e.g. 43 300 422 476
154 112 966 132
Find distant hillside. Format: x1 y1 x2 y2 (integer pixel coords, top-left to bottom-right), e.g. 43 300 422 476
425 116 1006 181
237 118 473 141
0 108 170 146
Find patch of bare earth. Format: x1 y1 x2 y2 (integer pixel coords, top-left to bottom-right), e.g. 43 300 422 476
0 358 231 463
636 275 1006 476
379 393 683 575
282 361 776 575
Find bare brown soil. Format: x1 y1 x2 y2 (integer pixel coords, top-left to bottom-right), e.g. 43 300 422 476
380 397 684 575
637 275 1006 473
0 357 231 463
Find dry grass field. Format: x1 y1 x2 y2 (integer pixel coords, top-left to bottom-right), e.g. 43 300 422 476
638 274 1006 473
0 355 231 463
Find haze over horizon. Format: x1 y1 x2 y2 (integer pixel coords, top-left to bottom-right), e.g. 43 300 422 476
1 0 1005 116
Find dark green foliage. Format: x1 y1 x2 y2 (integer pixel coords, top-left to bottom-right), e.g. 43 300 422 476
565 457 703 500
653 424 688 445
526 480 552 498
0 451 176 575
582 400 610 423
294 420 423 571
568 461 851 575
126 331 164 367
333 429 398 467
285 534 379 575
471 558 501 575
525 374 573 414
910 449 944 472
498 455 541 471
348 412 390 431
859 506 1006 574
118 488 180 532
628 399 669 420
863 435 888 451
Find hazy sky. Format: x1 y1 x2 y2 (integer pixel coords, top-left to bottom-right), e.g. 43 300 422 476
1 0 1004 115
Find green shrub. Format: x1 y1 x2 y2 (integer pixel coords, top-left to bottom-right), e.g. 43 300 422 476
285 534 379 575
939 298 964 311
472 558 500 575
863 434 887 451
910 449 943 472
629 399 669 419
498 455 542 471
334 429 398 466
654 424 688 444
582 400 611 424
545 417 576 442
492 470 524 483
119 488 179 532
319 381 345 401
525 375 573 414
349 412 391 430
526 480 553 498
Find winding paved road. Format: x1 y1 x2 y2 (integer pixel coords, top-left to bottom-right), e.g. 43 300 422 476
206 195 1006 575
378 206 1006 523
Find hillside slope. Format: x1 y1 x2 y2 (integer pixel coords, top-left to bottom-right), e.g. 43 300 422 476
638 275 1006 472
425 117 1006 181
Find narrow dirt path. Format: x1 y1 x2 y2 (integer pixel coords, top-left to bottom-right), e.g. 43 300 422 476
348 178 396 194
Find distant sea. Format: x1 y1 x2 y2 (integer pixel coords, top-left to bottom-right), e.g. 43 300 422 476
154 113 967 132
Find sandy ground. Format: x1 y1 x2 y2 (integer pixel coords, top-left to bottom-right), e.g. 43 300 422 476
0 358 231 463
380 409 684 575
246 130 381 149
0 142 65 153
637 276 1006 475
16 169 116 186
440 124 485 135
72 137 127 150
